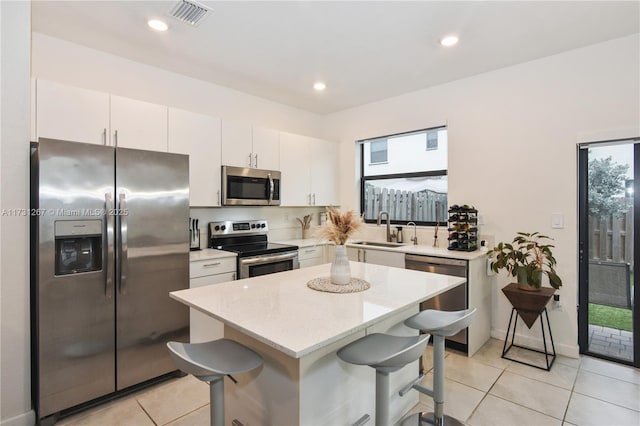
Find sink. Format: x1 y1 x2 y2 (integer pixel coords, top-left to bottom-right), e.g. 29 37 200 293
351 241 406 248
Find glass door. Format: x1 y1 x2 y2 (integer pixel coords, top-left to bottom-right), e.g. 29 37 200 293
578 139 639 367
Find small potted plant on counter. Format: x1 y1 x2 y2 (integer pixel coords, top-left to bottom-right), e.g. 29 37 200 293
488 231 562 291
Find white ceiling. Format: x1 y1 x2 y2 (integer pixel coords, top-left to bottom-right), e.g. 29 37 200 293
31 1 639 114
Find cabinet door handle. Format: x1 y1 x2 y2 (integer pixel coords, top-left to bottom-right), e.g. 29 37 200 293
254 153 258 168
363 250 367 263
308 194 312 205
313 193 316 205
217 190 220 206
102 128 107 146
203 262 221 267
232 272 236 280
357 249 361 262
114 130 119 147
248 153 252 167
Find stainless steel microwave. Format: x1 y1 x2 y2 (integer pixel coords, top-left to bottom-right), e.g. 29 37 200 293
221 166 281 206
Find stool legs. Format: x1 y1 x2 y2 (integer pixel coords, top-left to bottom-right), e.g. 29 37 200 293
432 335 445 423
209 377 224 426
421 333 464 426
375 371 390 426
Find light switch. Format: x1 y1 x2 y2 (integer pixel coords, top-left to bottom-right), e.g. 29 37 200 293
551 213 564 229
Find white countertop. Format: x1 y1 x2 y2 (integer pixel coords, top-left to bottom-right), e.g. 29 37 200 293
189 248 237 262
274 238 487 260
170 262 465 358
192 238 486 261
346 241 488 260
276 237 328 248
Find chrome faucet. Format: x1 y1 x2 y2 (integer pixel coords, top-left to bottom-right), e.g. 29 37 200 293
377 211 393 242
407 221 418 245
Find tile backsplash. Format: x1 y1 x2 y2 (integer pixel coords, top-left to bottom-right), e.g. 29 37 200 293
189 206 326 246
189 207 494 249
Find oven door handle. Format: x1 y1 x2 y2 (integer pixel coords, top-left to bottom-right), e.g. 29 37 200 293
240 251 298 265
267 172 274 205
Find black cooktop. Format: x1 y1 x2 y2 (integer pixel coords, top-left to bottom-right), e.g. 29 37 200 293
219 241 299 258
210 232 298 258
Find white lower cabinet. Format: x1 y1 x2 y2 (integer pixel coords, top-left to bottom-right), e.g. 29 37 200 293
189 256 236 343
347 247 405 268
298 245 325 268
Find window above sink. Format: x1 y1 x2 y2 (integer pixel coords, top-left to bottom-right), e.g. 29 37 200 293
358 126 448 227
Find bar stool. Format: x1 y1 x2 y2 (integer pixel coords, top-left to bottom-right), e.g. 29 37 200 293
166 339 263 426
400 308 476 426
337 333 431 426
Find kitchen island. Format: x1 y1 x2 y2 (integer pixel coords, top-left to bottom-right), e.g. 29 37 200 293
170 261 465 425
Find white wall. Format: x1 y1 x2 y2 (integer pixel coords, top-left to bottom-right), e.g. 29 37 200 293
326 34 640 357
0 1 34 425
31 32 328 140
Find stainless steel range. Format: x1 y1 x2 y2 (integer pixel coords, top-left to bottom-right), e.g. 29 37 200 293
208 220 299 279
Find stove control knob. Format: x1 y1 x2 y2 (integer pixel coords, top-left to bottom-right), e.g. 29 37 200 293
260 223 266 228
214 225 220 231
221 225 226 231
251 224 256 229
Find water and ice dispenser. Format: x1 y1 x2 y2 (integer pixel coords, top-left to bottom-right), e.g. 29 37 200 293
54 220 103 275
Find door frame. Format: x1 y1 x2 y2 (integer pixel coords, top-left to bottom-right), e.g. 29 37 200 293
577 139 639 367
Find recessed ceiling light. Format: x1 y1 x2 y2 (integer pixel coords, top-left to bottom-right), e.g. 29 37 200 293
148 19 169 32
440 35 459 47
313 82 326 91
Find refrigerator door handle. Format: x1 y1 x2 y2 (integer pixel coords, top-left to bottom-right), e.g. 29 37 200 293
118 193 129 294
105 193 115 298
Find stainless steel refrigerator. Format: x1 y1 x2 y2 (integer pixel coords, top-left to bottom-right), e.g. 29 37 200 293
30 138 190 423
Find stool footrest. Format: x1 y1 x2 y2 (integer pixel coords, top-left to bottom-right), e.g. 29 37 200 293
353 413 370 426
398 375 433 398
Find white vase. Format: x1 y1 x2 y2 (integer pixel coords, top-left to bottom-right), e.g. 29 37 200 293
331 245 351 285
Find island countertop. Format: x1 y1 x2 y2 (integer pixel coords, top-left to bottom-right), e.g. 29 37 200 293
170 261 465 358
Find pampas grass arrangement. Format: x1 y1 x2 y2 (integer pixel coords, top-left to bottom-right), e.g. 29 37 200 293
315 207 363 245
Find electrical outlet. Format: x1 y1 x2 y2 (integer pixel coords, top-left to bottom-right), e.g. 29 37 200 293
486 257 495 276
553 293 562 309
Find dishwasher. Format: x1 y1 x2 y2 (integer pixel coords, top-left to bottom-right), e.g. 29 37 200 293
405 254 468 351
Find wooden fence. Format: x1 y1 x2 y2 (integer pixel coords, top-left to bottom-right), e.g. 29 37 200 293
589 210 633 266
363 183 447 222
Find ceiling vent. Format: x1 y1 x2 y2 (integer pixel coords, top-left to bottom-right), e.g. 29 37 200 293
169 0 211 26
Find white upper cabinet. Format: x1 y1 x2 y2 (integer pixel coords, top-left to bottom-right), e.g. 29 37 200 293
221 120 280 170
280 132 312 206
310 138 339 206
280 132 338 206
35 80 168 151
252 126 280 170
168 108 222 207
221 120 253 168
36 79 110 145
110 95 168 151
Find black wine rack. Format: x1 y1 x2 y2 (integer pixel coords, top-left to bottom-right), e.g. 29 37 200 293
447 205 478 251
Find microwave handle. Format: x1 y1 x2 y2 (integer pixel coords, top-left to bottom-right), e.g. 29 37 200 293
267 172 274 205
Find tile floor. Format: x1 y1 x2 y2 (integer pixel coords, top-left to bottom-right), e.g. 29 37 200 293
58 338 640 426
